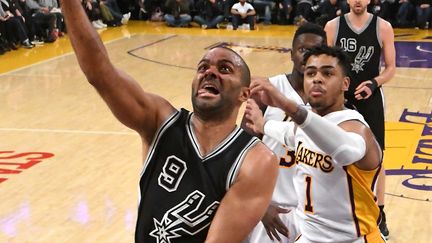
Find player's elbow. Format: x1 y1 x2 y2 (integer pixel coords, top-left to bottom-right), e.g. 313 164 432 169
332 136 366 166
84 61 116 87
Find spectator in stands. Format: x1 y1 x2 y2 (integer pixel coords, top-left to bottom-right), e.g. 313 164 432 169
396 0 415 27
222 0 236 21
15 0 38 43
231 0 255 30
252 0 274 25
313 0 343 27
294 0 314 24
100 0 130 24
82 0 107 29
26 0 59 42
163 0 191 27
273 0 293 24
193 0 224 29
0 0 34 48
378 0 399 26
413 0 431 29
29 0 64 33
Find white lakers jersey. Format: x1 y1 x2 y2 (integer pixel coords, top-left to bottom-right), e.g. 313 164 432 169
293 109 382 242
263 74 306 207
245 75 305 243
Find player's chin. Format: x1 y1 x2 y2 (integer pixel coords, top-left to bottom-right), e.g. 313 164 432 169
193 97 222 110
307 99 323 109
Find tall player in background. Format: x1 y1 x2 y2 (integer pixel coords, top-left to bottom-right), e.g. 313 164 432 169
242 22 327 243
245 45 385 243
324 0 396 239
60 0 279 242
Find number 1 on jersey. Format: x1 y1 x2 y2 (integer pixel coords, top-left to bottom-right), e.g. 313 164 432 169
305 175 314 213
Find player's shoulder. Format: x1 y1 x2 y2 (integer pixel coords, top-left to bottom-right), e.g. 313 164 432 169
324 15 340 29
377 16 393 31
247 141 278 166
377 16 394 42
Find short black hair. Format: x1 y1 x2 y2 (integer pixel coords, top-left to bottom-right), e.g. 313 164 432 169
293 22 327 46
209 46 251 86
303 46 352 76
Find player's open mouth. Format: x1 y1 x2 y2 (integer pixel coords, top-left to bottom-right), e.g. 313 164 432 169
197 82 220 97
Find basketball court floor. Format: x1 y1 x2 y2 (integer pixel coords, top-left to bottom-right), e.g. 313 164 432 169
0 21 430 242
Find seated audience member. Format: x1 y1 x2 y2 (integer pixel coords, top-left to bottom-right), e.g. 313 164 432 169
163 0 191 27
414 0 431 29
396 0 415 27
16 0 38 42
100 0 130 24
294 0 314 24
26 0 59 42
0 0 34 48
193 0 224 29
313 0 343 27
231 0 256 30
273 0 293 25
252 0 274 25
82 0 107 29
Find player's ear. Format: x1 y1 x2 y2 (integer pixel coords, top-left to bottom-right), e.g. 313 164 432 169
239 87 250 102
342 76 350 91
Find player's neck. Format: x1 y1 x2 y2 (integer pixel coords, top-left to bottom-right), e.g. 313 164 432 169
347 12 370 27
312 99 345 117
191 113 238 157
287 71 307 103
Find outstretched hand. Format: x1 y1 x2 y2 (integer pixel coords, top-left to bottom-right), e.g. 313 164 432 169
249 78 287 108
244 99 265 135
261 204 291 241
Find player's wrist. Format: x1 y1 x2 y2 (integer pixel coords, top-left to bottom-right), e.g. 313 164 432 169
366 78 378 93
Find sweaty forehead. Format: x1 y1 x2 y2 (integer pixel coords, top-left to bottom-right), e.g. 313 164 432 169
201 48 243 66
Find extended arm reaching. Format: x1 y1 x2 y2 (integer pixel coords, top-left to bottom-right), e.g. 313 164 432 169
251 78 367 166
60 0 175 143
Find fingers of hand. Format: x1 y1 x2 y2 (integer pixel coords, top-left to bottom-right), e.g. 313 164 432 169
354 87 370 100
355 80 371 91
264 226 275 241
265 224 282 241
274 219 289 237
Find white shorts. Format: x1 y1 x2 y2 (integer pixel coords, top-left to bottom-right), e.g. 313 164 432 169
244 206 298 243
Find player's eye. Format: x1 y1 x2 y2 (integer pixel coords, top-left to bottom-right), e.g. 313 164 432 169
305 70 316 77
219 65 232 73
197 63 209 72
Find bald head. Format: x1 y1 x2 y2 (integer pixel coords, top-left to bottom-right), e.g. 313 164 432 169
206 47 251 87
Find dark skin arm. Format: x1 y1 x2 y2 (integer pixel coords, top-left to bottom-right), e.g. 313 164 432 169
240 76 268 137
206 143 278 242
60 0 176 146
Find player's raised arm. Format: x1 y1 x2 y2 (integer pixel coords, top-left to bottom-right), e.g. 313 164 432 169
60 0 175 143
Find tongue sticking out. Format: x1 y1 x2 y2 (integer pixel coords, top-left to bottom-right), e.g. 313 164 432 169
198 84 220 97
